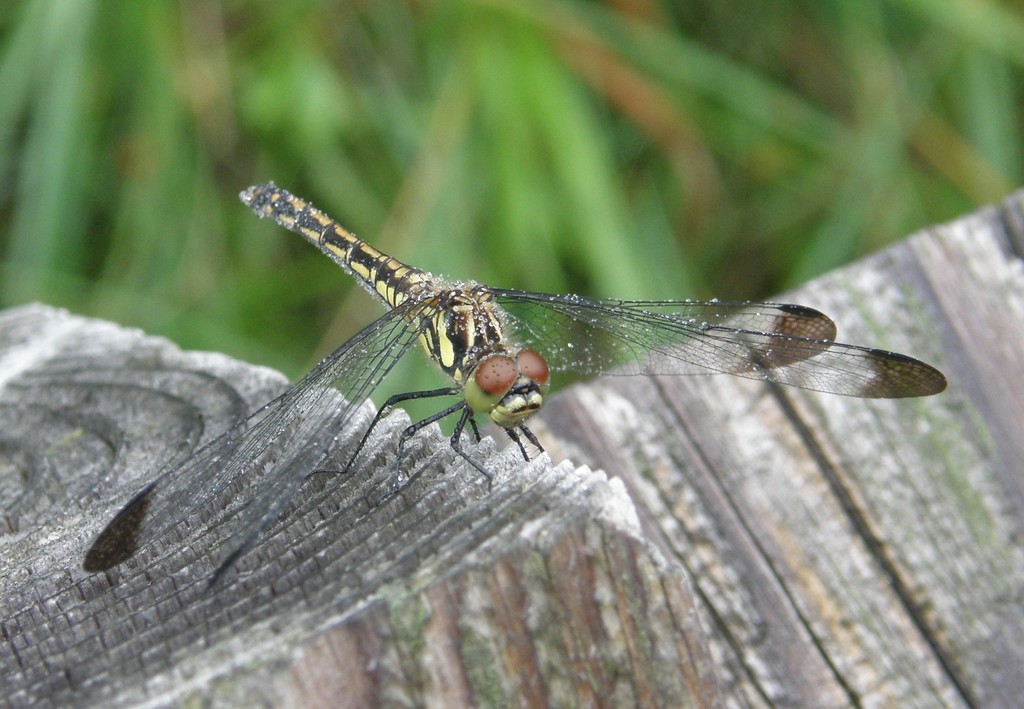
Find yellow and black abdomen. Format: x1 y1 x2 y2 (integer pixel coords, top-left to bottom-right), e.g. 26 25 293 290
242 184 514 391
241 183 431 310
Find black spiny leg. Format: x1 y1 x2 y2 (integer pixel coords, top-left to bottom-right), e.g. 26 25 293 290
341 387 460 477
448 407 493 488
337 388 510 505
505 425 544 462
519 425 543 454
467 416 483 444
394 398 469 475
372 398 476 505
391 403 495 493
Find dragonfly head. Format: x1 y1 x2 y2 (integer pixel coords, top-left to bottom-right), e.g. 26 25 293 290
465 348 550 428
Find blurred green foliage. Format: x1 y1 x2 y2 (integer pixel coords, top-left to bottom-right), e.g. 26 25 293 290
1 0 1022 385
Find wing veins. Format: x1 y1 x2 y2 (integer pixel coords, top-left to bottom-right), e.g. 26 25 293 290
84 305 423 571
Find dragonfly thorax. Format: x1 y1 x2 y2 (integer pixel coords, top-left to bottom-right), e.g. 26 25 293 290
414 285 551 427
412 285 504 380
464 348 551 428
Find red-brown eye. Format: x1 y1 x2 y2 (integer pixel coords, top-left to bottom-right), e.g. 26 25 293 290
475 355 518 395
517 348 549 385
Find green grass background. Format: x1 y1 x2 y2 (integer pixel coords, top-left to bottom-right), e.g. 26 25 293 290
1 0 1022 388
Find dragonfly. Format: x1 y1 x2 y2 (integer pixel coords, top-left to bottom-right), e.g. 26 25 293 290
83 182 947 581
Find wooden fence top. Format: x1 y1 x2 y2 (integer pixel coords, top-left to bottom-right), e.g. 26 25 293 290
2 189 1022 707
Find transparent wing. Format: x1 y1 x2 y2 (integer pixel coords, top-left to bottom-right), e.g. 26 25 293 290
84 305 423 573
493 290 946 398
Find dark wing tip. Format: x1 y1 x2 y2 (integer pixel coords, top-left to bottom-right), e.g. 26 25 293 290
772 303 838 342
775 303 827 318
861 350 948 398
82 483 155 572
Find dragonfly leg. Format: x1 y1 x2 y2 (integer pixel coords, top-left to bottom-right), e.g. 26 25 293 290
366 395 497 506
395 399 468 462
449 407 493 489
397 405 495 491
467 416 483 444
504 425 544 462
375 397 470 504
505 427 530 460
345 387 460 481
519 425 543 453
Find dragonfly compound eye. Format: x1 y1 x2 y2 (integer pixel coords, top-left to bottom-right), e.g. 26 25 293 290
475 355 518 395
516 348 550 386
464 355 518 415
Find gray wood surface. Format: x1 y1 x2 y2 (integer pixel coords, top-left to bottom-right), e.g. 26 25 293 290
2 189 1022 707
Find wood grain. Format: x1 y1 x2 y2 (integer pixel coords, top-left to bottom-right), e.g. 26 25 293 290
2 189 1022 707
